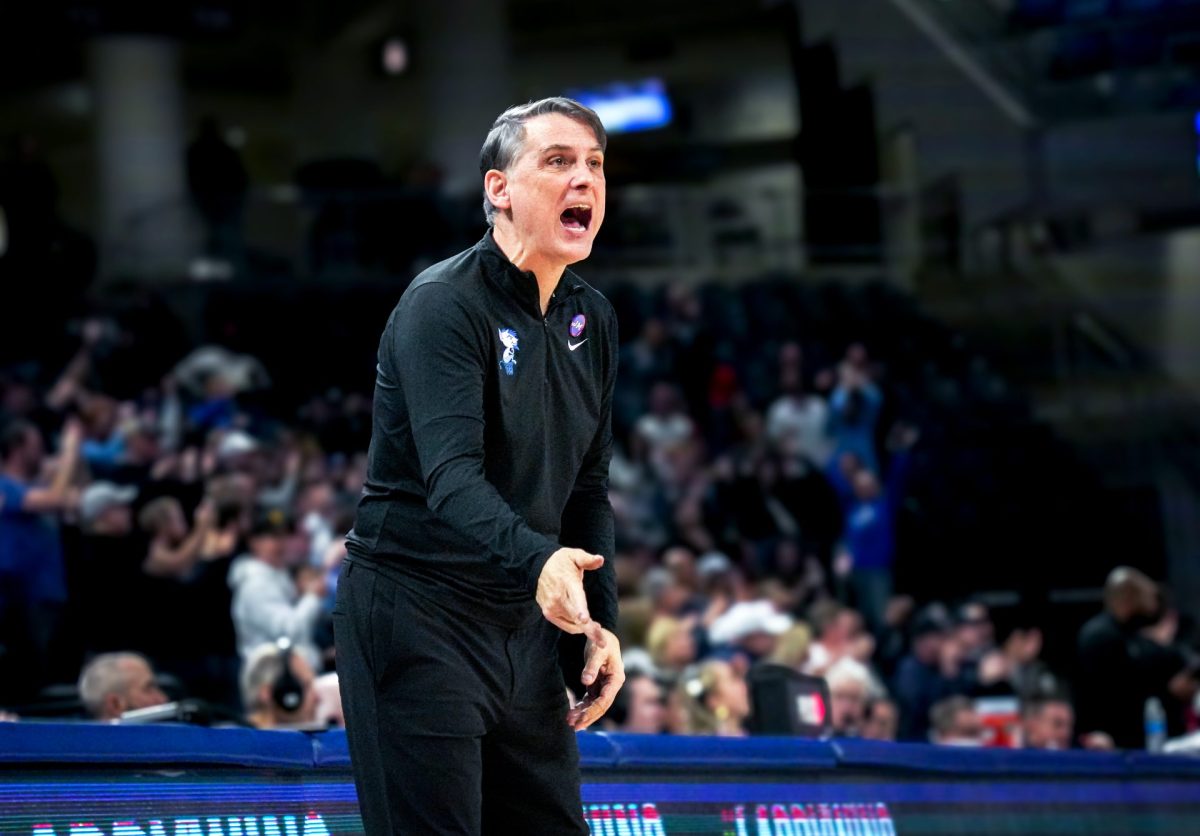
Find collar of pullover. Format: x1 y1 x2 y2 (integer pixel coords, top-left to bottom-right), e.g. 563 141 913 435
477 229 583 317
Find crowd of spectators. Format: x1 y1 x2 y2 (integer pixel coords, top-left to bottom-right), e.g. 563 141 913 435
1 287 1197 749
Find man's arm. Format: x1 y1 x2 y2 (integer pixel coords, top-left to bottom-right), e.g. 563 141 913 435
21 420 83 514
559 306 618 632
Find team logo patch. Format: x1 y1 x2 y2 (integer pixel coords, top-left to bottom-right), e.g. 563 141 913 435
569 314 586 338
498 328 519 376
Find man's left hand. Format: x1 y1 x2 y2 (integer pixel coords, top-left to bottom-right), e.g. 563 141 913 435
566 628 624 731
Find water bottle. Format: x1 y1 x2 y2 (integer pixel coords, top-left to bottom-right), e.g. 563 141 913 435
1144 696 1167 753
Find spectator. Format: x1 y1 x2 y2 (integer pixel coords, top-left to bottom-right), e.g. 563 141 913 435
607 671 667 735
707 600 794 661
825 657 876 737
954 601 995 687
839 425 917 631
138 496 216 580
1076 567 1197 749
764 623 812 672
677 660 750 737
828 354 883 474
1021 693 1074 750
78 652 168 721
803 601 872 676
765 343 832 467
0 418 82 700
241 640 318 730
633 382 695 481
67 482 143 662
862 697 899 742
929 695 984 746
228 510 324 668
893 606 967 742
186 116 248 262
646 615 699 675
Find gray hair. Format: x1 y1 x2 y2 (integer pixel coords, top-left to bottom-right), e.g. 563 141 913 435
241 642 286 711
478 97 607 227
78 652 148 718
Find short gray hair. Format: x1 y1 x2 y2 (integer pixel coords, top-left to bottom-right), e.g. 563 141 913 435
78 652 147 718
242 642 286 711
479 97 607 227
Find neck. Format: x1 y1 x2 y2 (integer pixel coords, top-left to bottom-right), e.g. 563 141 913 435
491 224 564 315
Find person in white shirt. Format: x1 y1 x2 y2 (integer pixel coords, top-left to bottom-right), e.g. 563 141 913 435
228 509 325 669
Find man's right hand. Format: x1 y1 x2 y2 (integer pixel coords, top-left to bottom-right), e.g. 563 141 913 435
536 548 606 647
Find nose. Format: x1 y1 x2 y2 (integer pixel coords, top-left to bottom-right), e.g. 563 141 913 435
570 160 597 188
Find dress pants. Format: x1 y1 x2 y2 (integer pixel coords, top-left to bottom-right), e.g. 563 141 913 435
333 558 590 835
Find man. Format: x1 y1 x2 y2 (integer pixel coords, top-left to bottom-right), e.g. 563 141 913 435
335 97 622 835
1076 567 1196 749
825 656 875 737
892 606 967 742
229 509 325 667
1021 693 1074 750
0 419 81 702
78 652 169 721
66 481 142 661
862 696 899 742
929 695 984 746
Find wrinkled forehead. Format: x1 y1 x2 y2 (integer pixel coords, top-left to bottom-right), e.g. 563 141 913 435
515 112 603 162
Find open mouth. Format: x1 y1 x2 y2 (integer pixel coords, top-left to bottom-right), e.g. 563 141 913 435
560 205 593 233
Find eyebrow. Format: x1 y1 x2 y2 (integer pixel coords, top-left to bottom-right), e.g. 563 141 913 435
538 144 605 155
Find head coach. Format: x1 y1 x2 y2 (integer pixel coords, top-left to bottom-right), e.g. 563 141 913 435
333 97 624 834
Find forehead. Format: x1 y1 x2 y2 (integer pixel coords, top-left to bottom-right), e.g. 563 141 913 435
519 113 601 157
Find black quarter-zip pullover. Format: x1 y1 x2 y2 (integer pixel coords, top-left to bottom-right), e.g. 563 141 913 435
346 229 618 631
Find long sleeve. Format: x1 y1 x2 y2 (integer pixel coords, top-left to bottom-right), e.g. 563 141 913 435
388 282 560 593
559 306 619 632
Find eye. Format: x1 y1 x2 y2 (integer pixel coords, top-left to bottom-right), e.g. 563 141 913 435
549 156 567 166
589 159 603 170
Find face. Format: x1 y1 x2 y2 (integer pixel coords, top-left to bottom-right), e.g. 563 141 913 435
250 531 287 564
709 662 751 721
625 676 666 734
95 504 133 535
852 470 880 500
947 708 984 744
862 701 898 741
664 625 697 668
488 112 605 269
112 658 168 716
1026 702 1073 750
830 681 867 734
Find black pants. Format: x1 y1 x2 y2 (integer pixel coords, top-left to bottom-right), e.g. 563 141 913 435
333 559 589 835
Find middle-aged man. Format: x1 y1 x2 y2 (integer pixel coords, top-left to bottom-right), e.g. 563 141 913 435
1076 566 1197 749
335 97 623 835
77 652 169 721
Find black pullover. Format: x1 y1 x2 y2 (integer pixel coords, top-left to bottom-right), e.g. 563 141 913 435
346 229 618 632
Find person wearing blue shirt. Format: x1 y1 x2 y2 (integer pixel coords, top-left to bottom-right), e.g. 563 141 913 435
838 428 917 631
829 363 883 474
0 418 82 702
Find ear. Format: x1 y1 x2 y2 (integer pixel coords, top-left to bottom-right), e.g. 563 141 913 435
484 169 510 213
104 693 124 719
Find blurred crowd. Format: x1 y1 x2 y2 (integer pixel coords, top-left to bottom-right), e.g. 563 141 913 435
1 297 1197 750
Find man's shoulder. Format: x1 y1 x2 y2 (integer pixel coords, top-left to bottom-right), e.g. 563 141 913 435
403 246 485 301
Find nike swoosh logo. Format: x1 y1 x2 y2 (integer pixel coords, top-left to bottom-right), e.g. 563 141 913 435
568 339 588 351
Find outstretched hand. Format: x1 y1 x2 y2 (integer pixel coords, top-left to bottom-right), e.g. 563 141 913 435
536 548 607 648
566 628 624 731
